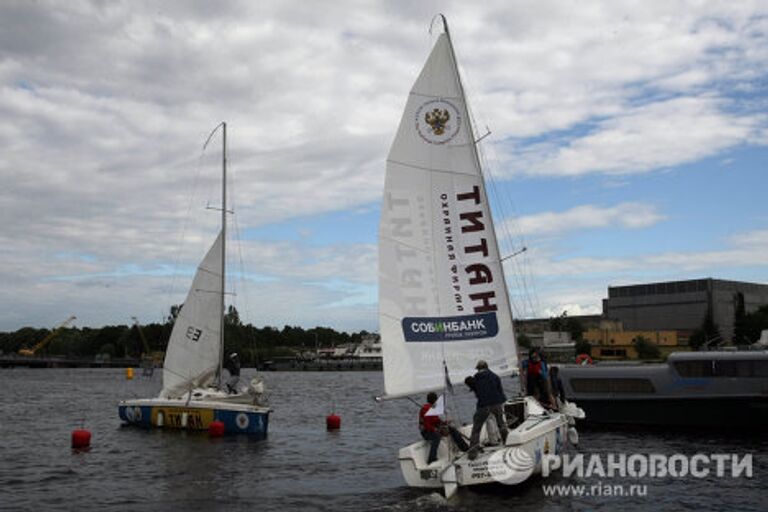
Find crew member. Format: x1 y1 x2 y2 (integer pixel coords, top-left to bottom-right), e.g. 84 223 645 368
467 360 509 459
224 352 241 394
419 392 469 464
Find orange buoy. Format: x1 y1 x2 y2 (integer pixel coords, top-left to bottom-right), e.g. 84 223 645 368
326 414 341 431
71 429 91 449
125 367 134 380
209 420 225 437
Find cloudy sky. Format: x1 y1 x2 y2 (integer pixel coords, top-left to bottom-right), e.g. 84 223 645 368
1 0 766 333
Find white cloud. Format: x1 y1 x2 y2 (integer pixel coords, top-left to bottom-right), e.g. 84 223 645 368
523 228 768 279
0 1 766 330
506 228 768 320
511 96 762 176
509 202 665 236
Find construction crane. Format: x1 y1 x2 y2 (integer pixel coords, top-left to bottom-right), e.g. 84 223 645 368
131 317 163 375
18 315 77 357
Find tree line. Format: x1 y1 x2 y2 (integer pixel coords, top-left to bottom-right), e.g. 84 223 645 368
0 305 372 365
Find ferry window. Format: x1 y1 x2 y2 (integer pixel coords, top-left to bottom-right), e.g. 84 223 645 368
570 378 655 393
754 361 768 377
715 360 768 378
715 361 751 377
674 360 715 377
570 378 610 393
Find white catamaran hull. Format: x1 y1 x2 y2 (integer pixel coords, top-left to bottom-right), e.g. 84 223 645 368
398 398 580 494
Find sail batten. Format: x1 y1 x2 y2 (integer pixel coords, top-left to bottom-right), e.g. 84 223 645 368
386 159 479 177
379 32 518 398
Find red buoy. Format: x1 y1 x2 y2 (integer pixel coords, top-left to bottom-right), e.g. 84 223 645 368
326 414 341 431
209 420 225 437
71 429 91 449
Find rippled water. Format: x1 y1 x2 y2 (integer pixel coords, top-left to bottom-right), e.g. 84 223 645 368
0 368 765 511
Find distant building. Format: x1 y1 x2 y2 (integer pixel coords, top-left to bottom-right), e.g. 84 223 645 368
515 315 602 336
584 324 684 360
602 278 768 345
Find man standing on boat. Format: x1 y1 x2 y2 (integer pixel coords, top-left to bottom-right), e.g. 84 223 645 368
523 348 555 407
467 360 509 459
419 392 469 464
224 352 241 393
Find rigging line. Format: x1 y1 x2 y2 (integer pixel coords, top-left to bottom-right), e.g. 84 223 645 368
478 131 541 319
164 132 215 321
228 170 261 363
461 62 542 319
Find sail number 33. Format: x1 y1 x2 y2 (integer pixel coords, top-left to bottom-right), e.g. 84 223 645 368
186 326 203 342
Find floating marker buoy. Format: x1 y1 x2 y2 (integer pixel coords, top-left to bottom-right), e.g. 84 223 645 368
125 367 134 380
326 414 341 431
71 429 91 449
209 420 225 437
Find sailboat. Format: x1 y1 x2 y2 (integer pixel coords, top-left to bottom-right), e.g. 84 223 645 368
118 122 271 436
377 17 583 496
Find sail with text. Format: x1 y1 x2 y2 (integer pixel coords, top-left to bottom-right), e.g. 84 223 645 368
378 32 518 399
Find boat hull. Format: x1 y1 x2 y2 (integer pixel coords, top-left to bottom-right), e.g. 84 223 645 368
398 398 574 490
558 351 768 429
572 396 768 429
118 398 270 437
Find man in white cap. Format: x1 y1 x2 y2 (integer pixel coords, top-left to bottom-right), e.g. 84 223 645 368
467 360 508 459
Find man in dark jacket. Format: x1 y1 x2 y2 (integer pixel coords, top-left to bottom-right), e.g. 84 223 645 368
467 360 509 459
224 352 241 394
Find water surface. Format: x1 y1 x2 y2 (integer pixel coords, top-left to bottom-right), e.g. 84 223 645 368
0 369 764 511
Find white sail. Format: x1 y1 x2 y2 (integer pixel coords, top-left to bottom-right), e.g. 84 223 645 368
160 231 224 398
379 32 518 398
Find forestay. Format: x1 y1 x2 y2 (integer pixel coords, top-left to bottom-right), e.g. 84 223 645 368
160 231 224 398
379 32 517 399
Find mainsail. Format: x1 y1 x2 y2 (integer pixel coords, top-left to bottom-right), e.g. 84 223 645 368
379 31 518 398
160 231 224 398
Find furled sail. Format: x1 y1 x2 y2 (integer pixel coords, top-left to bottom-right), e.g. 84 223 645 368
379 32 517 398
160 231 223 398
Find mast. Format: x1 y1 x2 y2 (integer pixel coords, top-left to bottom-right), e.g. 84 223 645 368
219 121 227 388
441 17 518 372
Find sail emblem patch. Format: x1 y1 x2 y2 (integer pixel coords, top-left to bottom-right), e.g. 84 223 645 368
415 99 461 144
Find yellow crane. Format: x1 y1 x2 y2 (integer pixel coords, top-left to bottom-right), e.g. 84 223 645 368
131 317 163 375
18 315 77 357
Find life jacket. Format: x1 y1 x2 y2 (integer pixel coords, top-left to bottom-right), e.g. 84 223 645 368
419 403 440 433
528 359 542 377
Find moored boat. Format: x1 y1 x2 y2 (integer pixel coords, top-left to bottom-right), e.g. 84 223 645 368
558 350 768 429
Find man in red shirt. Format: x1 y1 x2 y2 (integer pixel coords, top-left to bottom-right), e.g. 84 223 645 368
419 392 469 464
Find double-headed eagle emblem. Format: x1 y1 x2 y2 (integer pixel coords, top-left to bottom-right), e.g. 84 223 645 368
425 108 450 136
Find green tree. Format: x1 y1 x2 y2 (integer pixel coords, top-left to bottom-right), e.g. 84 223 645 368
733 293 749 345
517 332 532 350
167 304 183 324
549 311 567 331
564 317 585 342
634 335 661 359
743 305 768 344
575 339 592 357
690 309 719 350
